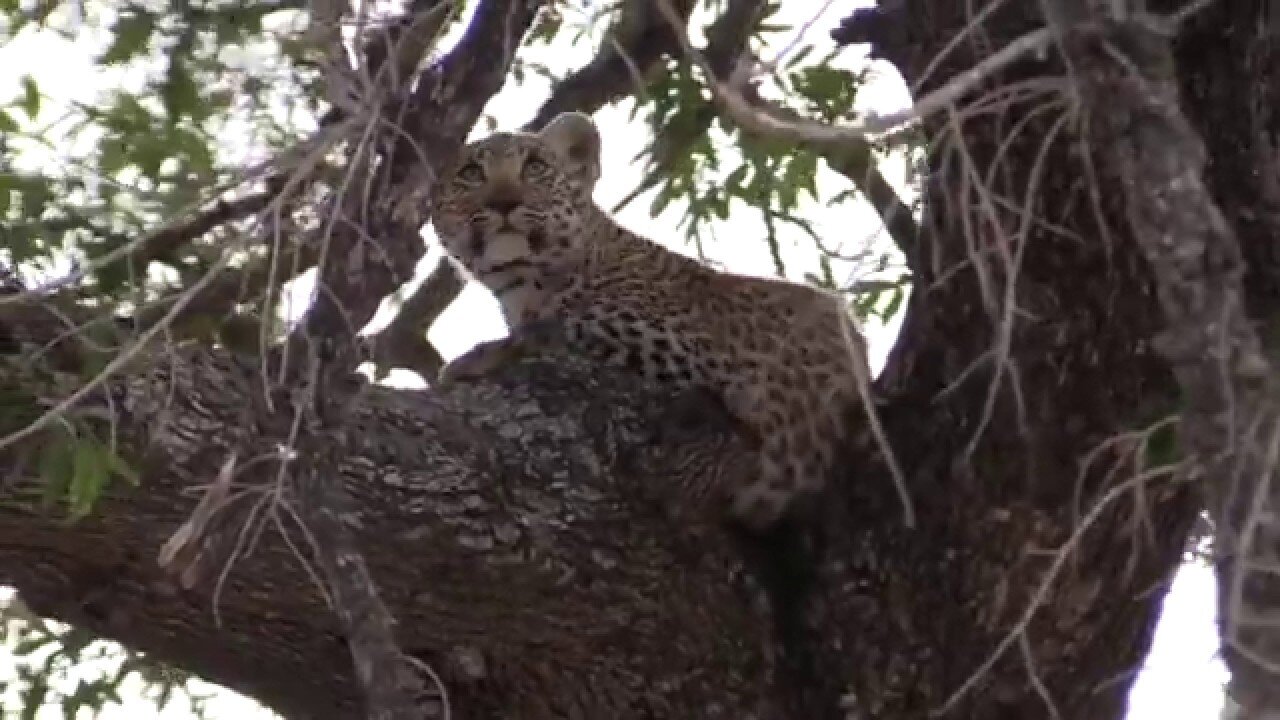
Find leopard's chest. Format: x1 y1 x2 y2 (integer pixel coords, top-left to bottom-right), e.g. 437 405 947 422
495 284 546 327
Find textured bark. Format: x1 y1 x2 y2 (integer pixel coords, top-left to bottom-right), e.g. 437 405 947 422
1170 3 1280 714
0 321 782 718
838 1 1280 717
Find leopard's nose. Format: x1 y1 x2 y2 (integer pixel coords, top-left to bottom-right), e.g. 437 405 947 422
485 183 522 215
487 197 520 215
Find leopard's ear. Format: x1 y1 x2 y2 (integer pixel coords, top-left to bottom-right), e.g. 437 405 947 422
537 111 601 194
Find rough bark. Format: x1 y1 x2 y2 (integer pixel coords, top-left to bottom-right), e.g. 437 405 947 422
838 0 1280 717
1 308 786 718
1168 2 1280 714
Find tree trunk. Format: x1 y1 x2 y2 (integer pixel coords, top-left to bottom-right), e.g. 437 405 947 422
5 1 1280 719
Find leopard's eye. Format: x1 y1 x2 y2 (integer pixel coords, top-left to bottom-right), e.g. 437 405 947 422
457 162 485 183
522 154 550 178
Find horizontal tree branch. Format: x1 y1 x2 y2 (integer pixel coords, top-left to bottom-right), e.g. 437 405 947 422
0 309 823 717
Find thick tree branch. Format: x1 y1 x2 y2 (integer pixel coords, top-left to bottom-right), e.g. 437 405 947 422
240 3 548 714
298 0 542 348
299 0 544 383
0 303 816 718
368 257 463 382
10 3 1266 719
1057 8 1280 715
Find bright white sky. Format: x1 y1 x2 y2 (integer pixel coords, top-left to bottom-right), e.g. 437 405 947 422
0 1 1226 718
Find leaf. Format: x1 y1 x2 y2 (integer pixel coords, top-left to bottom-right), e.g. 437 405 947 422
19 74 39 119
11 634 51 657
37 430 75 510
18 178 51 220
784 44 813 70
99 136 127 177
19 677 47 720
171 127 213 175
133 136 168 179
649 179 677 217
160 59 199 123
68 437 109 521
0 173 12 216
99 9 155 65
883 285 904 320
30 0 58 25
105 449 140 486
0 108 18 134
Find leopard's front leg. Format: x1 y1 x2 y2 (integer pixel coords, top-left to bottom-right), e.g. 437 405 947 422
437 319 569 386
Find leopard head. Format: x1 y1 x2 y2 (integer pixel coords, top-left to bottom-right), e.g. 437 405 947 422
429 112 602 293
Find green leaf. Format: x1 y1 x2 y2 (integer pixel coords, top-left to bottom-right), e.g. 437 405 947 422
105 448 140 485
725 164 748 194
19 74 39 119
1144 421 1180 468
99 9 155 65
20 677 47 720
30 0 59 25
784 44 813 70
649 180 677 217
19 178 51 219
0 108 18 134
0 173 12 216
134 136 168 179
160 60 199 123
68 437 109 520
883 285 904 320
99 136 127 177
37 431 75 510
12 634 51 657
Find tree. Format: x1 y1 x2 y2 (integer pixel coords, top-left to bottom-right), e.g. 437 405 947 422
0 0 1273 718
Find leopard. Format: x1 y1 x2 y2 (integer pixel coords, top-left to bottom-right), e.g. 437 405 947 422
428 110 907 534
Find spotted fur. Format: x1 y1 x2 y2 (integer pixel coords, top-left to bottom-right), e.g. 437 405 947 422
430 112 876 531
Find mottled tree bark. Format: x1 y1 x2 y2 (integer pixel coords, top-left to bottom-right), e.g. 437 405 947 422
838 0 1280 717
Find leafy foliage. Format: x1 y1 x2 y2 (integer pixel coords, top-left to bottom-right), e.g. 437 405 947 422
620 6 912 313
1 0 313 306
0 596 220 720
